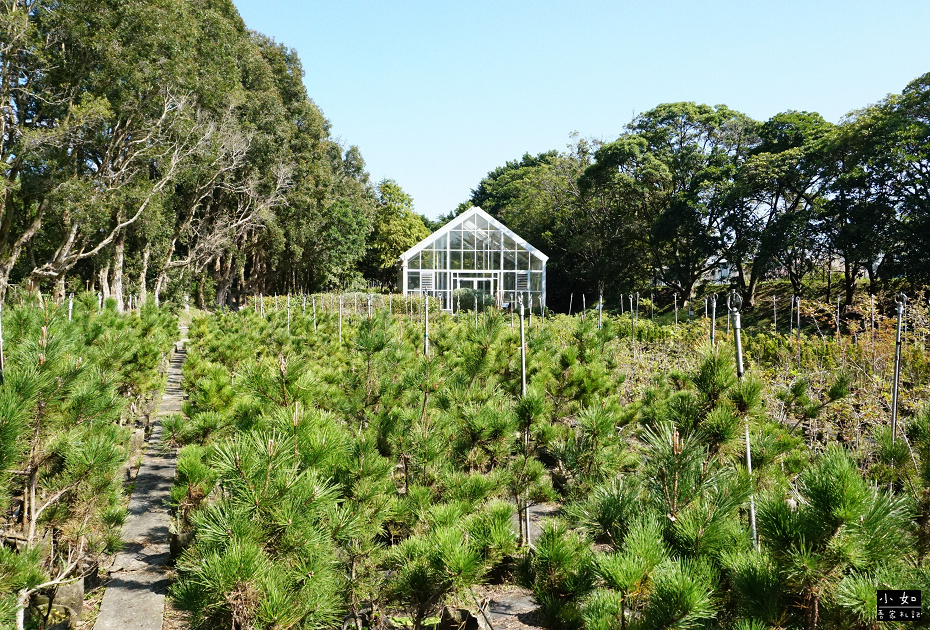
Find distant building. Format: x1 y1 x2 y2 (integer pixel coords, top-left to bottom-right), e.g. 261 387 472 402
398 206 547 311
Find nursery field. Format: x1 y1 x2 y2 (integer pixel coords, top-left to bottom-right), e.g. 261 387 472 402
166 291 930 630
0 295 179 628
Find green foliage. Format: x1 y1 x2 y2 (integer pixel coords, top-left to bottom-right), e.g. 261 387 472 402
0 298 176 626
170 302 929 630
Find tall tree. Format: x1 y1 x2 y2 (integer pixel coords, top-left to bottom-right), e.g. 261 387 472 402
724 111 832 303
362 179 429 289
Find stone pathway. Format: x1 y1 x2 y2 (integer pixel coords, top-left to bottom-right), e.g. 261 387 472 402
93 328 188 630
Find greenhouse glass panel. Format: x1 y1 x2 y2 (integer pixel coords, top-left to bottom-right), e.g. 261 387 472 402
502 272 514 290
517 251 530 270
450 251 462 269
503 250 516 270
450 230 462 249
530 273 542 292
463 231 476 249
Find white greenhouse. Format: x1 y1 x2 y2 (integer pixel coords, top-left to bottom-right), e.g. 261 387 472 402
399 207 547 311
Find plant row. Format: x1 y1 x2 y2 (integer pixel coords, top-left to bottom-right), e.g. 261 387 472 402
0 295 178 628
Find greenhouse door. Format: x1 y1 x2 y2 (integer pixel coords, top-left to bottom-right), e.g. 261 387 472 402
454 273 497 296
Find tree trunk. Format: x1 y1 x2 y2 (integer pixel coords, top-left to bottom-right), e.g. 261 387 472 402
54 275 65 302
138 243 150 305
215 254 235 307
111 230 126 312
98 263 111 302
843 259 857 306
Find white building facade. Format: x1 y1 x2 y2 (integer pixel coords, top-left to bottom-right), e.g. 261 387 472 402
399 207 547 311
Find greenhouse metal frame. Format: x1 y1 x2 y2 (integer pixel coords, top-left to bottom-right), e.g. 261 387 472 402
399 207 547 312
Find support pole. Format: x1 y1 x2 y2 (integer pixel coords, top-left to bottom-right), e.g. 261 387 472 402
674 293 678 325
629 294 635 344
424 290 430 358
710 294 717 345
339 295 343 345
729 290 757 550
68 293 74 322
796 295 801 369
892 294 907 448
519 293 530 546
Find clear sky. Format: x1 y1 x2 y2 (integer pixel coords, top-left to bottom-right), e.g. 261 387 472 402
232 0 930 219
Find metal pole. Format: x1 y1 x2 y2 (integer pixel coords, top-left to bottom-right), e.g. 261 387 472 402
339 295 343 344
475 295 479 329
368 295 373 319
892 293 907 447
629 294 635 342
260 293 265 318
704 297 708 320
710 294 717 345
674 293 678 324
568 293 573 317
582 294 586 322
598 291 603 330
424 290 430 357
636 292 640 320
796 295 801 369
729 290 757 550
302 293 306 314
68 293 74 322
519 294 527 397
287 294 291 334
518 293 529 546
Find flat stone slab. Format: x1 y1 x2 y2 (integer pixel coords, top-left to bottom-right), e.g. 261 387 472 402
93 327 187 630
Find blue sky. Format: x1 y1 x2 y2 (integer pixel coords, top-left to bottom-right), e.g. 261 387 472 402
232 1 930 219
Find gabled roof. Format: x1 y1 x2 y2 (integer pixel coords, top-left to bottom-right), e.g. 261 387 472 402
399 206 549 263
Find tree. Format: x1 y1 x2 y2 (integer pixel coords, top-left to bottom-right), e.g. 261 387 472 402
585 103 758 300
362 180 430 289
725 111 833 303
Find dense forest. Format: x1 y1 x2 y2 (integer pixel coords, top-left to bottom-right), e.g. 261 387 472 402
2 1 928 311
0 0 422 308
457 86 930 311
